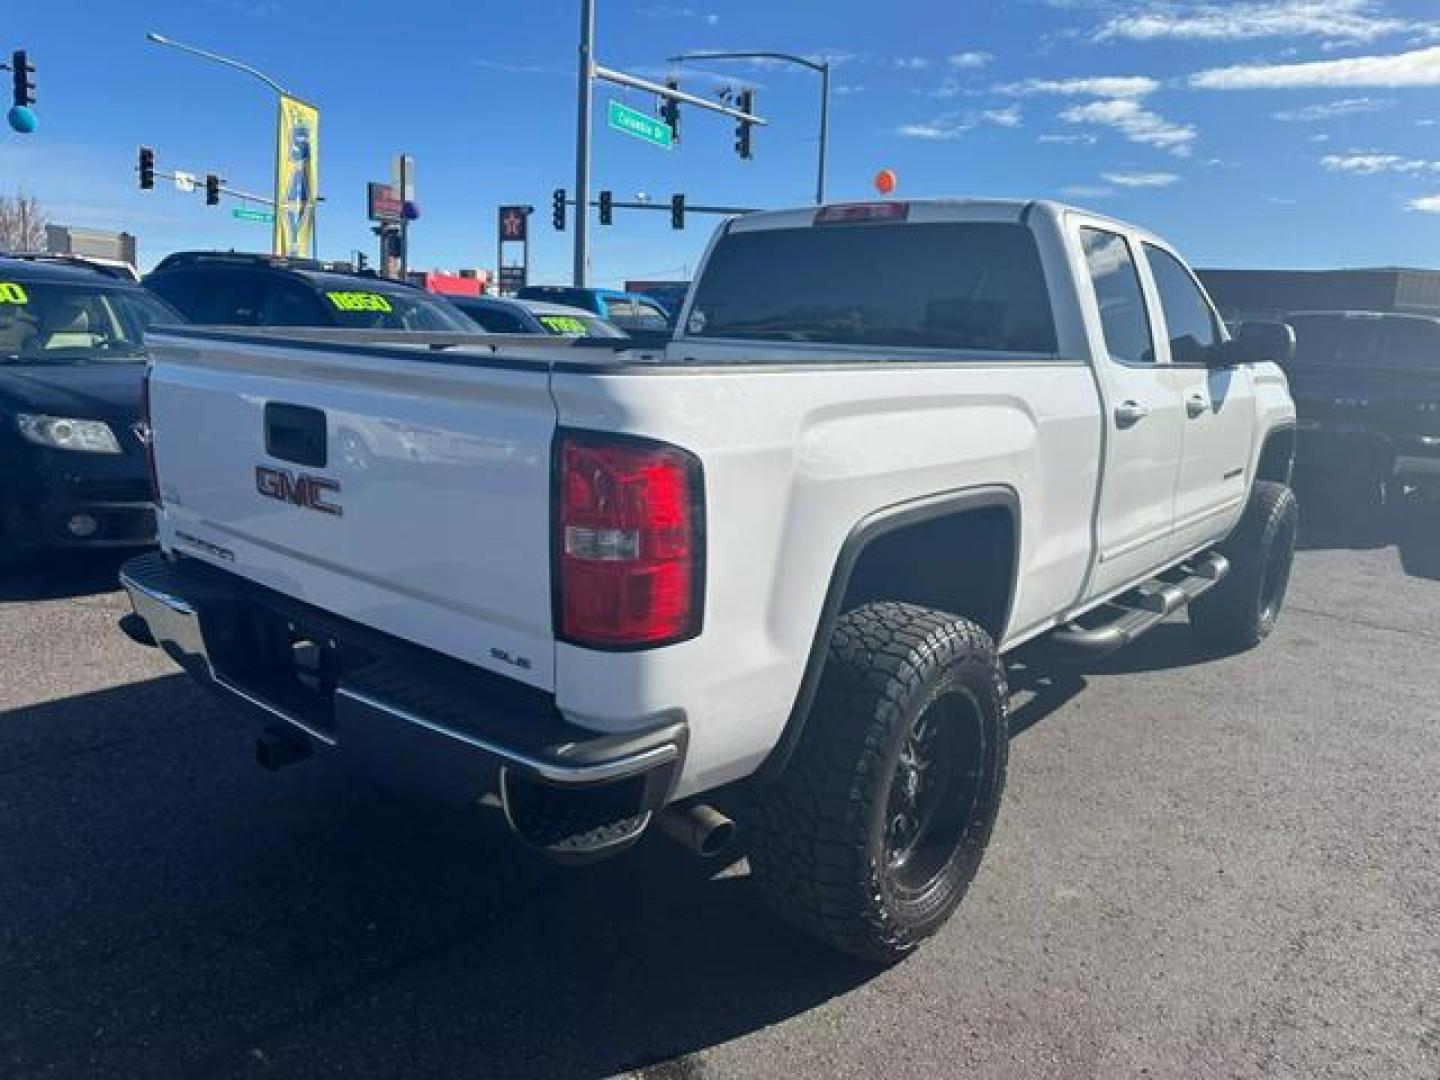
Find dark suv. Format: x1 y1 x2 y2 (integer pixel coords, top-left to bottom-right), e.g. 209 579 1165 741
0 255 182 556
143 252 475 331
1285 310 1440 574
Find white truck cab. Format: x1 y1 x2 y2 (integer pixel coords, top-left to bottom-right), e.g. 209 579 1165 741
121 198 1297 962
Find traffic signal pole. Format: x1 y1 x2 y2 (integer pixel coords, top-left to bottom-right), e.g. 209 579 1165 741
571 0 766 287
573 0 595 287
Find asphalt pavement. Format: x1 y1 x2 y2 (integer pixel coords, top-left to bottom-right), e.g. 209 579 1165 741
0 496 1436 1079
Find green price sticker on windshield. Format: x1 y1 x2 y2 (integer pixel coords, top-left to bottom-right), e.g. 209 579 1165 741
326 290 392 314
539 315 587 336
0 283 29 305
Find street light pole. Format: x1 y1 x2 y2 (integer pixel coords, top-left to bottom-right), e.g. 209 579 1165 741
144 32 304 255
144 32 289 96
668 50 831 205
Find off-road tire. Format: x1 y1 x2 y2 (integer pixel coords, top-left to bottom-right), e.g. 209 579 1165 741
1189 480 1298 652
747 602 1009 964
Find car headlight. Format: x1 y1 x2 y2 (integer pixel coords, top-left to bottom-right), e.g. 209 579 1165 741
15 413 123 454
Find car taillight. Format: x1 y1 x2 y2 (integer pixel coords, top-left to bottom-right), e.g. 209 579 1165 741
555 431 704 648
141 366 161 508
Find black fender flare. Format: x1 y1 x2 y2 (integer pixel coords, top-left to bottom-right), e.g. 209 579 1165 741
755 484 1020 782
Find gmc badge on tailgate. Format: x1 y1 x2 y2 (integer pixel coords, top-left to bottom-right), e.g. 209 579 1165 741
255 465 343 517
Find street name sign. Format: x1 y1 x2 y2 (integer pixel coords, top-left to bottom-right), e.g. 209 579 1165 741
607 100 672 149
233 207 275 224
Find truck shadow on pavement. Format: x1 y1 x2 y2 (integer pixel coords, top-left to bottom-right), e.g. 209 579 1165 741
0 549 134 602
0 675 878 1079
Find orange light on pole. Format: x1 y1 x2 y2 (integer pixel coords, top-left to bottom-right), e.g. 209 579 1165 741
874 168 897 195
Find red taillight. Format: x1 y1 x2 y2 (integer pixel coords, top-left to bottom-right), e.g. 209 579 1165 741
141 366 161 508
556 431 703 648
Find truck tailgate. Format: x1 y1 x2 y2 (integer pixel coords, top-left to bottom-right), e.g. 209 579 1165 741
146 331 558 690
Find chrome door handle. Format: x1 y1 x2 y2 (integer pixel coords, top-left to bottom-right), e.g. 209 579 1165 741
1114 400 1149 426
1186 394 1208 418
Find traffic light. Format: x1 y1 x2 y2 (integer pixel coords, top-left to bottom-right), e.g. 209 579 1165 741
138 146 155 190
660 77 680 143
670 193 685 230
552 187 566 231
598 190 612 226
205 173 220 206
11 50 35 108
735 89 754 160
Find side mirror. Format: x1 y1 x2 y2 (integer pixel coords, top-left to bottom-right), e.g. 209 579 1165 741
1216 320 1295 368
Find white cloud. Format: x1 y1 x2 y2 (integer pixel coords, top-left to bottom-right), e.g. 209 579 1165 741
983 105 1024 128
1102 170 1181 187
1417 118 1440 126
833 84 866 97
1001 75 1159 98
1095 1 1418 44
1061 97 1196 156
1321 152 1438 173
896 105 1023 140
1309 132 1332 142
1407 194 1440 212
636 5 719 25
1060 185 1115 199
1271 96 1395 121
897 120 967 141
472 59 569 77
893 57 931 70
1192 44 1440 90
949 51 993 69
1039 132 1099 145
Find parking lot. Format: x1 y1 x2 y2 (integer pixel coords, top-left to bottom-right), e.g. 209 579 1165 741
1 495 1436 1080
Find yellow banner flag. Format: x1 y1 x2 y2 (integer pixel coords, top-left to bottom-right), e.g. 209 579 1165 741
273 94 319 257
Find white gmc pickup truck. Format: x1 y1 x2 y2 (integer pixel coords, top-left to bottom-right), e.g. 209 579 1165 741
121 199 1298 962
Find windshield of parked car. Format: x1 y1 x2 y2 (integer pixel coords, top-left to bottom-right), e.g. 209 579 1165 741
686 221 1058 354
0 280 177 364
1286 313 1439 369
318 285 475 331
530 310 626 338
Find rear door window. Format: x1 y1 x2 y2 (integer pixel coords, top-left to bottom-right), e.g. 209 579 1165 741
686 221 1057 354
1080 227 1153 365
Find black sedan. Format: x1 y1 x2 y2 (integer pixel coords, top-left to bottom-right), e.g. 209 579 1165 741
0 256 179 558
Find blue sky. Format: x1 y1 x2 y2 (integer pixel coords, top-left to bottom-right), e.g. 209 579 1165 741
4 0 1440 280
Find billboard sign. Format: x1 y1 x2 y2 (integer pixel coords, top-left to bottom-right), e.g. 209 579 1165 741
368 182 403 222
498 204 529 242
273 94 319 258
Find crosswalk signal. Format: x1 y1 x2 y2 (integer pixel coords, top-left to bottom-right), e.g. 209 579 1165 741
205 173 221 206
138 146 155 190
670 193 685 230
659 77 680 143
598 190 613 226
552 187 566 231
11 50 35 108
734 89 754 160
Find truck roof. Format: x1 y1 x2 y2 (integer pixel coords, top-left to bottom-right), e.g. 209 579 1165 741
725 197 1137 237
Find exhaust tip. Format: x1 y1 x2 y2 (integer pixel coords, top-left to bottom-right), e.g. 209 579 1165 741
657 803 736 859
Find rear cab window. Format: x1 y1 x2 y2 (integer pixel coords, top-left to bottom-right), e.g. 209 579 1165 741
685 220 1057 355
